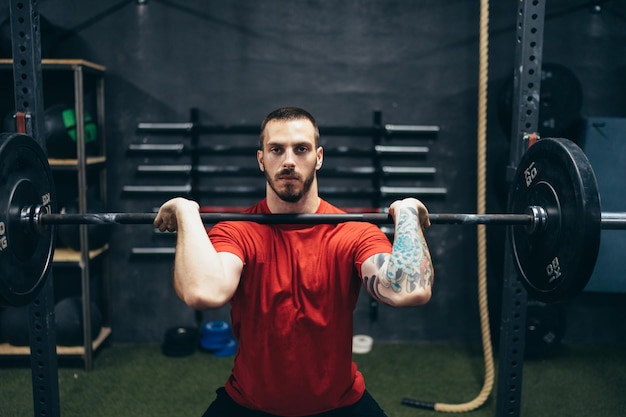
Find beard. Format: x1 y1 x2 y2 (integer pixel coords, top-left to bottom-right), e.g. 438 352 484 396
265 167 316 203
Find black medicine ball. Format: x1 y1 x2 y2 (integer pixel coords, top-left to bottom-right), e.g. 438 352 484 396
162 326 199 357
525 301 567 359
0 306 31 346
54 296 103 346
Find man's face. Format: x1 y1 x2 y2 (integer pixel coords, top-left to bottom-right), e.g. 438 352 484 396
257 119 323 203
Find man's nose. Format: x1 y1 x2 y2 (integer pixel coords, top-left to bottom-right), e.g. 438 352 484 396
282 149 296 167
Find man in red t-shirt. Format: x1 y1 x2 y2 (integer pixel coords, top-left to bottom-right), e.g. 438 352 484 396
154 107 434 417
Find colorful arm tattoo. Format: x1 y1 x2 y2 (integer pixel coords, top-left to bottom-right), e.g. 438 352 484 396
363 207 433 302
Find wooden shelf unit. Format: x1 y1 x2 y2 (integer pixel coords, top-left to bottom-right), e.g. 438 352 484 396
0 59 111 371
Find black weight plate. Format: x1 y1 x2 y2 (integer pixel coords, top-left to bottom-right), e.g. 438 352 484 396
498 63 583 140
0 133 56 307
509 138 601 303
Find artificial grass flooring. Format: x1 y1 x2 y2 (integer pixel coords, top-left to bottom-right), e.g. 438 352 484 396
0 342 625 417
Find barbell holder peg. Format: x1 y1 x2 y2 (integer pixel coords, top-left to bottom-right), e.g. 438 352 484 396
135 121 439 136
127 143 430 157
136 164 438 177
121 184 450 197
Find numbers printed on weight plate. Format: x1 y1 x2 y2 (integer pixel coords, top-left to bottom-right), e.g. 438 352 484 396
41 192 51 207
41 193 52 214
546 256 561 284
524 161 537 187
0 221 7 251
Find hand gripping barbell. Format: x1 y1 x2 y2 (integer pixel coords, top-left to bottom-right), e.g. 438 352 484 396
1 132 625 307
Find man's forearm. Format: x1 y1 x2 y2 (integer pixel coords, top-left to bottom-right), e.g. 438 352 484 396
363 206 433 306
386 206 433 293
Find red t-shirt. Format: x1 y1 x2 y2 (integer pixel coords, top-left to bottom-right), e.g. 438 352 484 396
208 199 392 416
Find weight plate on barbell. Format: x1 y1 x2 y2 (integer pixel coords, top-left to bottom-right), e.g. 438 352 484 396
509 137 601 303
0 132 56 307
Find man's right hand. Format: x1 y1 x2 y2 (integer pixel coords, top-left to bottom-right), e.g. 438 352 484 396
153 197 200 233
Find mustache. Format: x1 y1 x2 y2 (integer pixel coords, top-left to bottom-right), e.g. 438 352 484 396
277 168 299 178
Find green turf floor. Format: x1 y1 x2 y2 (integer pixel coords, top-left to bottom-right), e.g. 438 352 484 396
0 342 624 417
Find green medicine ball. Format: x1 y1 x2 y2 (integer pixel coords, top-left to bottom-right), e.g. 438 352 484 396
44 103 98 158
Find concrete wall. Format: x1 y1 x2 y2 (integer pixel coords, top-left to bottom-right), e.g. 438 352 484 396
1 0 625 346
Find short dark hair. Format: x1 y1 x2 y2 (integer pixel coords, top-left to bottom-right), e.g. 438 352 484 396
259 107 320 149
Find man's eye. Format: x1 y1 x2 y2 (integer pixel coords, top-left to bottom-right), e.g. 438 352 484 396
297 146 308 153
270 148 282 153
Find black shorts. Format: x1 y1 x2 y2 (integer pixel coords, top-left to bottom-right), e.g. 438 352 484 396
201 387 388 417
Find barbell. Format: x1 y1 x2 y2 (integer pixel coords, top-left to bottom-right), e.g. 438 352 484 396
1 132 625 307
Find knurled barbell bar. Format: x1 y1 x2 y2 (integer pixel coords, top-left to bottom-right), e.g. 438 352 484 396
33 211 536 226
1 132 625 307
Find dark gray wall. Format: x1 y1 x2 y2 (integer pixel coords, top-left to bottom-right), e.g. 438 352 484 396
3 0 625 345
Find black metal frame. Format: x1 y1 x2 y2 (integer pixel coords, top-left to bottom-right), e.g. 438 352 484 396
9 1 61 416
497 1 546 416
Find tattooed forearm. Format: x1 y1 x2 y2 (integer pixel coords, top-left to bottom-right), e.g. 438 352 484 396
386 206 433 294
364 207 432 296
362 205 433 304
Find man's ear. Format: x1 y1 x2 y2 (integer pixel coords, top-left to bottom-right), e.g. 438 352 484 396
257 149 265 172
316 146 324 171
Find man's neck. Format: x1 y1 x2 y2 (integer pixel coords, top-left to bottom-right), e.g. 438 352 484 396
265 187 321 214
